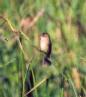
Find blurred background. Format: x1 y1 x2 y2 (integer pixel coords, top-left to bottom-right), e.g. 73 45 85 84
0 0 86 97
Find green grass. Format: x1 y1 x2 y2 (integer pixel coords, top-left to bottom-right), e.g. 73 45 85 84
0 0 86 97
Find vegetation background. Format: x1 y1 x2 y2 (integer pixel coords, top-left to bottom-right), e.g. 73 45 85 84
0 0 86 97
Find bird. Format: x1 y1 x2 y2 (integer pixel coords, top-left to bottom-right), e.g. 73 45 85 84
40 32 52 65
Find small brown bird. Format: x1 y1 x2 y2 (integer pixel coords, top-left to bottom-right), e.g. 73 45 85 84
40 32 52 65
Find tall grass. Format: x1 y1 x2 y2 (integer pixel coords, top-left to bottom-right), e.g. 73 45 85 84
0 0 86 97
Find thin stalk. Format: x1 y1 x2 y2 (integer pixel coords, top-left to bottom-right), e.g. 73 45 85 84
67 74 78 97
20 52 25 97
24 77 48 97
30 68 38 97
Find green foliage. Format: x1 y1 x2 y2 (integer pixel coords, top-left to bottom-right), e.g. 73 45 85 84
0 0 86 97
